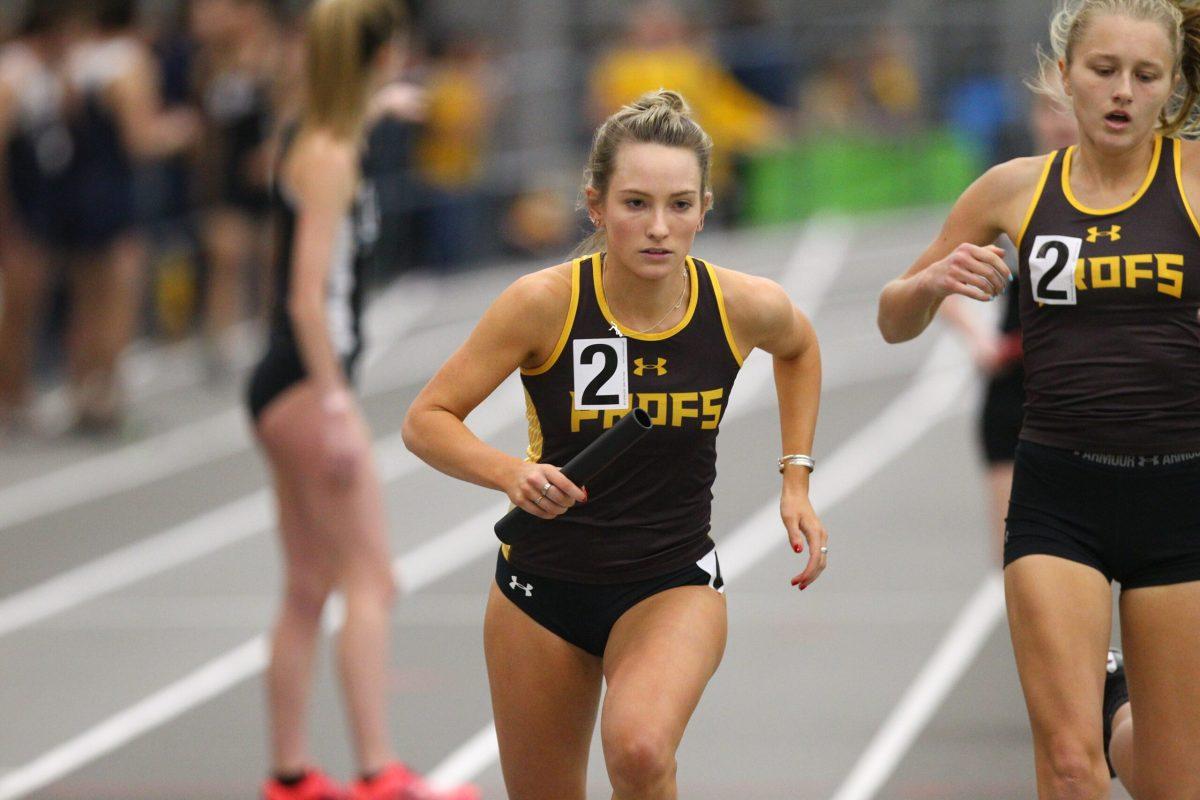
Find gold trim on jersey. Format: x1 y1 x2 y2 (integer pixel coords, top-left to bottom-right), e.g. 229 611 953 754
705 261 744 366
1062 134 1161 216
593 254 700 340
1016 151 1057 250
1172 137 1200 240
523 386 544 462
502 388 545 563
521 257 581 376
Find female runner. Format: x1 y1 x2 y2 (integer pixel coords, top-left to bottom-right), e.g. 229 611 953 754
878 2 1200 796
404 89 827 800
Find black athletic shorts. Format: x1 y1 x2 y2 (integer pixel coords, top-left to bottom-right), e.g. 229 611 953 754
1004 441 1200 588
494 546 724 657
245 345 357 422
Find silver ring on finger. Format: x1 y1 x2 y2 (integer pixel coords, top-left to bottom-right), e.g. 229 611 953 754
533 495 544 509
819 546 828 554
541 482 552 497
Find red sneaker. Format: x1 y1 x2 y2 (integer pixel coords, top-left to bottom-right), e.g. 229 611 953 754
349 762 480 800
262 768 346 800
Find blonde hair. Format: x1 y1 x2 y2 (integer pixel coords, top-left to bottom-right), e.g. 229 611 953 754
1032 0 1200 136
301 0 403 140
576 89 714 255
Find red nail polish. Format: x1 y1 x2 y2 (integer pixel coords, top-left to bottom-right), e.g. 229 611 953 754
582 487 589 503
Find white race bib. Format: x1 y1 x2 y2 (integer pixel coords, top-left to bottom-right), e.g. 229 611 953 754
572 338 628 410
1028 235 1082 305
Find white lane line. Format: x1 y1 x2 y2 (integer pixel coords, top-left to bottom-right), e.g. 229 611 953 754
421 334 974 787
829 572 1005 800
0 278 440 534
724 215 853 411
0 491 269 639
0 408 250 533
785 214 855 309
426 724 500 791
0 500 507 800
0 377 521 639
362 276 443 371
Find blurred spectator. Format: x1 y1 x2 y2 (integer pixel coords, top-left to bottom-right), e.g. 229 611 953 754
190 0 285 377
588 0 783 206
943 28 1014 163
994 63 1081 164
947 74 1017 164
141 5 203 340
798 26 922 135
719 0 796 107
363 53 427 277
503 184 574 258
797 48 869 133
364 109 424 277
864 25 921 130
0 0 73 437
414 32 498 268
58 0 200 431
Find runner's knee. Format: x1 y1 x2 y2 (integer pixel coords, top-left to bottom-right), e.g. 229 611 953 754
604 727 675 795
1040 733 1108 799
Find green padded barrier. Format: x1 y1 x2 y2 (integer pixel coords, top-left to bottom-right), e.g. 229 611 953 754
742 129 982 224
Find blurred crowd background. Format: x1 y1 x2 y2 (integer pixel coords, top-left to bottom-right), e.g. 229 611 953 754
0 0 1053 439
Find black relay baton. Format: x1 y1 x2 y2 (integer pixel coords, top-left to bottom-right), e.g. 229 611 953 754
494 406 653 545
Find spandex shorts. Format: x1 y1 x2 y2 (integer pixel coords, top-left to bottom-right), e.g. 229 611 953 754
246 344 356 422
494 546 724 657
1004 440 1200 588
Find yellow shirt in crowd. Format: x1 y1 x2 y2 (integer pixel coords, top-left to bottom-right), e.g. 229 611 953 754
589 43 778 187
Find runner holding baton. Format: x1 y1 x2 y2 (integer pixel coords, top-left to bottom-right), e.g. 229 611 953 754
494 406 653 543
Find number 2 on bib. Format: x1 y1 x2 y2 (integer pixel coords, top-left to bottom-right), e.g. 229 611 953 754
573 338 629 410
1029 235 1082 305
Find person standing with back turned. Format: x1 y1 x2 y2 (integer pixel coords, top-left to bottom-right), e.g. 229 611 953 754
247 2 477 798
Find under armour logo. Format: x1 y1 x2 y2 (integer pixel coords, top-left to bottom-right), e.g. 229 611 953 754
509 576 533 597
1086 225 1121 243
632 357 667 377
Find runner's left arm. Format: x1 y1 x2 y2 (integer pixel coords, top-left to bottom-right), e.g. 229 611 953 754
721 269 827 589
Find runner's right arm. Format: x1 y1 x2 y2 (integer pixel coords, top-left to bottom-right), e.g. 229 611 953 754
877 157 1042 343
402 266 587 518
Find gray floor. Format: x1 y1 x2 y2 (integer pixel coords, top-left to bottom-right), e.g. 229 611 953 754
0 212 1133 798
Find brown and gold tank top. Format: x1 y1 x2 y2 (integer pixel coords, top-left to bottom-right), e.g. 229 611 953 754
1016 135 1200 454
505 252 743 583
